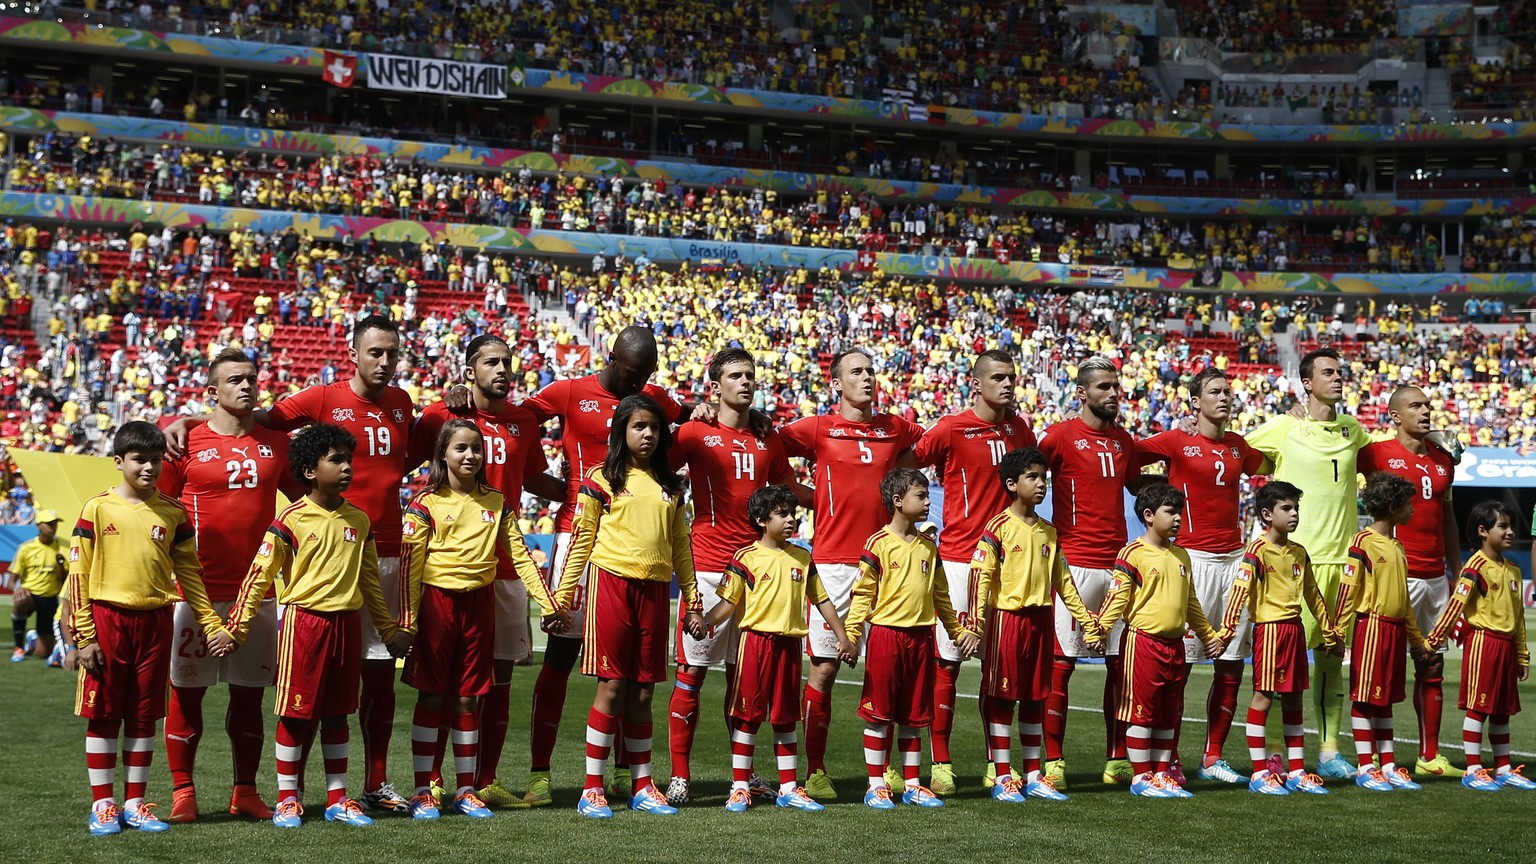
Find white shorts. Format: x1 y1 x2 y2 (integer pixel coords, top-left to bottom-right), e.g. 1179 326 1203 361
808 562 858 660
676 570 739 667
361 557 402 661
1185 548 1250 663
494 579 532 662
1056 564 1124 658
1408 576 1451 656
171 598 277 689
545 532 587 641
936 560 973 663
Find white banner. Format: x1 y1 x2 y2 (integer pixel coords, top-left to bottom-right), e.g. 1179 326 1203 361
364 55 507 99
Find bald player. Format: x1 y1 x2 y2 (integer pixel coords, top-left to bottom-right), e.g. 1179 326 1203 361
1356 385 1460 777
1246 348 1372 780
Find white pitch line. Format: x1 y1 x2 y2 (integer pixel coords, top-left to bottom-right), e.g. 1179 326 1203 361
831 678 1536 759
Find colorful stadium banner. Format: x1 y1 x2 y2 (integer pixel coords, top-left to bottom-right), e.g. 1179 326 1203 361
2 191 1532 294
1084 5 1159 36
364 54 507 99
1453 448 1536 487
8 16 1536 145
6 108 1536 219
1397 5 1473 37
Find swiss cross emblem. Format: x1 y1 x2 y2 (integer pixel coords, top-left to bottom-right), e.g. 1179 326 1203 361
343 527 358 543
150 525 166 541
482 509 495 523
756 439 767 450
258 445 273 458
393 409 404 422
1436 465 1446 476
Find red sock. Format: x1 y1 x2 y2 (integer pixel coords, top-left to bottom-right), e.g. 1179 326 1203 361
898 727 922 784
584 709 618 791
1246 705 1269 774
1044 659 1074 761
668 669 704 780
1019 700 1044 777
86 718 121 805
729 717 757 785
624 720 654 792
1282 707 1305 774
1463 710 1487 769
1104 655 1127 760
1414 676 1443 761
165 686 206 790
322 722 349 806
431 716 449 784
1490 716 1511 772
985 697 1015 779
1203 673 1242 765
451 710 479 794
1125 724 1152 777
803 685 831 773
1372 706 1395 768
1350 704 1375 767
227 686 265 787
475 683 511 788
772 723 797 790
931 662 958 764
359 661 396 791
529 663 570 772
411 702 444 792
122 721 155 805
275 717 314 803
863 723 889 782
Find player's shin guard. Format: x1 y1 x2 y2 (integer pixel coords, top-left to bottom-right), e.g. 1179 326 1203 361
86 719 121 806
1313 650 1345 752
450 711 479 794
1350 704 1376 767
584 709 618 791
529 662 571 772
1246 706 1269 774
165 685 206 791
475 683 511 788
359 661 396 791
931 662 958 765
1414 676 1444 761
1044 659 1074 761
122 721 155 808
897 726 922 787
772 724 798 793
1019 700 1044 778
1203 673 1242 765
227 685 266 787
1282 707 1306 774
862 723 890 789
1463 711 1487 769
1104 656 1127 759
623 721 653 792
667 669 704 780
410 703 444 793
728 718 757 786
986 698 1015 779
1125 724 1153 778
275 718 315 802
321 721 350 806
1490 716 1512 774
803 685 832 773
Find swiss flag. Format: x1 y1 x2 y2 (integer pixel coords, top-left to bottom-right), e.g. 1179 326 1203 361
322 51 357 88
560 345 591 370
995 247 1010 265
856 250 876 271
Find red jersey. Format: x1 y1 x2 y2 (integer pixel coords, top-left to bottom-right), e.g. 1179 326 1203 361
1038 417 1139 569
780 412 923 565
1358 438 1454 577
1138 429 1265 554
913 409 1037 562
523 375 682 533
158 422 293 601
670 422 795 572
267 381 415 558
409 399 550 580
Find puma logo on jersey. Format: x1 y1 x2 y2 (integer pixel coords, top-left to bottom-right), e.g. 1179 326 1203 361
231 446 249 458
484 422 501 433
365 411 385 423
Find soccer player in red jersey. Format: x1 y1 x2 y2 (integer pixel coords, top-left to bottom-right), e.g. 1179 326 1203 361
158 350 299 823
166 314 417 813
779 348 923 800
1136 367 1266 784
1355 385 1460 777
1036 356 1143 788
517 326 699 806
912 349 1035 792
406 334 566 807
663 347 798 805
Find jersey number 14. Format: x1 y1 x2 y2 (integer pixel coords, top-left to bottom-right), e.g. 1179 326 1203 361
732 451 756 480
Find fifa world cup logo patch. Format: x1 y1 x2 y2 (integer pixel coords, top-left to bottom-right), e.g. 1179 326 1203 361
293 694 303 709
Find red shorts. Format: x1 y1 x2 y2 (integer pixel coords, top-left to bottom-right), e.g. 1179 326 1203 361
1460 628 1522 716
1350 613 1407 708
403 584 494 698
580 567 668 683
1117 628 1189 727
75 603 173 722
1252 618 1309 694
275 606 361 720
981 606 1052 702
730 630 801 726
857 625 936 727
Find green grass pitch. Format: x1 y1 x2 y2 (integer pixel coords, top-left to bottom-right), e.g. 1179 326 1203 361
4 604 1534 863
